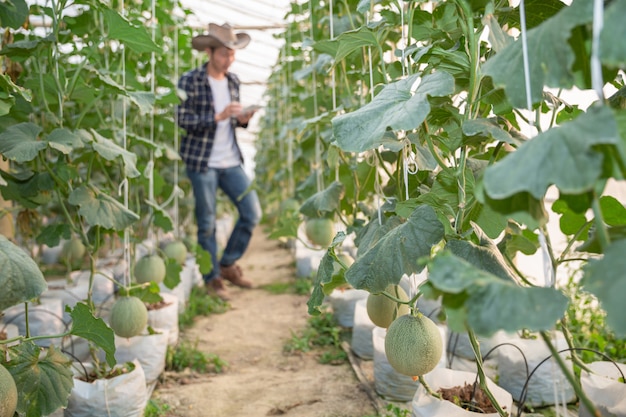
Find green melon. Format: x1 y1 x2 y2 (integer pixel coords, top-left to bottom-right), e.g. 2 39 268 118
366 285 410 328
280 198 300 213
384 313 442 377
109 296 148 338
134 254 166 284
61 238 86 266
305 218 335 247
0 363 18 417
163 240 188 264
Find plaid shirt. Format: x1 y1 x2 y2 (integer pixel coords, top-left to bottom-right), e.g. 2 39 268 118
177 62 245 172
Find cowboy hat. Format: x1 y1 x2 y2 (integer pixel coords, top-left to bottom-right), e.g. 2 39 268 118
191 23 251 50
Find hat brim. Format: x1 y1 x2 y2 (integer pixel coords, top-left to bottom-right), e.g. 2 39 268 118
191 33 250 51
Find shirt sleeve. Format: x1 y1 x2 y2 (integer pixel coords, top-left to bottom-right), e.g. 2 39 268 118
176 73 216 133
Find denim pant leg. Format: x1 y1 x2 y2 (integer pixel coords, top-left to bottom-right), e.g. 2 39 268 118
218 165 262 267
186 169 220 283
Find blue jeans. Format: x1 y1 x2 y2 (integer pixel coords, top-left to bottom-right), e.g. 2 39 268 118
186 165 261 283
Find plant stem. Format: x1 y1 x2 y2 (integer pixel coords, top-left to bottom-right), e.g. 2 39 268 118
539 331 598 417
418 375 442 399
467 328 508 417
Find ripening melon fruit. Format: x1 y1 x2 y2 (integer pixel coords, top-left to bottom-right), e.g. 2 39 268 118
0 363 18 417
384 313 443 377
280 198 300 213
366 285 410 328
109 296 148 338
163 240 188 264
134 254 166 284
305 218 335 247
61 238 86 266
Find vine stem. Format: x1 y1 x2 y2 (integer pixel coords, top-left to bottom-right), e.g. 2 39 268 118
467 328 508 417
539 331 599 417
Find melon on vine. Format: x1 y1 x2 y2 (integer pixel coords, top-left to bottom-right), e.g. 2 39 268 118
0 363 18 417
384 313 443 377
366 284 410 328
60 238 85 267
163 240 187 264
109 296 148 338
304 218 335 247
134 254 166 284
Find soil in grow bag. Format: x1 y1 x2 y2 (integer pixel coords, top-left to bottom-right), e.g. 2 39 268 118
438 382 500 414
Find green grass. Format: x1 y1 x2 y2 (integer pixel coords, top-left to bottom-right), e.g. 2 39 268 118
178 285 230 331
283 308 349 364
165 339 227 373
144 398 171 417
261 277 312 296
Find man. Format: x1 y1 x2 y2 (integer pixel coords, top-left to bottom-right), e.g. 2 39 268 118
177 23 262 301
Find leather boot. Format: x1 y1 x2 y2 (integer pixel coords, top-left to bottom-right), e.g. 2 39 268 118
220 263 253 288
206 277 230 301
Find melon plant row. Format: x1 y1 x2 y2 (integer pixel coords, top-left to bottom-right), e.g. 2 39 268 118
0 0 209 415
255 0 626 414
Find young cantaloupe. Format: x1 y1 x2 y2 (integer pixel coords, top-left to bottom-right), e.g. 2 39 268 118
60 238 86 267
384 313 442 377
305 218 335 247
134 254 166 284
0 363 18 417
109 296 148 338
366 285 410 328
163 240 187 264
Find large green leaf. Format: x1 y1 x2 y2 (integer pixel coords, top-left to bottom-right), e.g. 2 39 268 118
312 25 381 63
69 303 116 368
299 181 345 218
462 118 520 146
600 0 626 68
482 0 592 108
68 186 139 230
0 235 48 310
90 129 140 178
4 342 73 417
46 128 87 154
307 249 338 315
332 71 455 152
582 239 626 337
0 122 45 163
427 251 568 336
103 9 160 54
345 205 445 293
483 106 621 199
0 0 29 29
445 224 517 282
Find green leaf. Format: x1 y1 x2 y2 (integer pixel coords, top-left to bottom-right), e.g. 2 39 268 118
428 252 568 336
307 250 338 315
582 239 626 337
68 186 140 230
0 0 29 29
346 205 445 293
299 181 345 218
0 235 48 310
462 118 519 146
127 91 156 115
446 224 517 282
163 259 182 290
600 0 626 68
46 128 87 154
0 122 45 163
69 303 116 368
103 8 160 54
194 246 212 275
599 195 626 226
482 0 592 108
0 34 55 58
312 25 380 63
91 129 140 178
354 215 404 256
4 342 73 417
332 71 455 152
268 211 300 240
483 106 621 199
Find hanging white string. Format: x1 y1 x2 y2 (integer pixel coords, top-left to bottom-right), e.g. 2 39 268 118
173 24 180 238
590 0 604 100
119 4 131 289
400 0 407 78
309 1 322 193
148 0 157 251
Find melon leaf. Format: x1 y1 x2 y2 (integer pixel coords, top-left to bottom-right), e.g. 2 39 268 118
0 235 48 311
69 302 116 368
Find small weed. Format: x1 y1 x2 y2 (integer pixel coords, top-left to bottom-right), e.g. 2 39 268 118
178 285 229 331
283 308 349 365
381 404 410 417
261 277 311 296
165 340 227 373
144 398 171 417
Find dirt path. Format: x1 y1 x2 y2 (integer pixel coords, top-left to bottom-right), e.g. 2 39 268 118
152 229 378 417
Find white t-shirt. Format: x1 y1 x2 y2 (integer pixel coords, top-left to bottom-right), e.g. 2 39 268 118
207 75 241 168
